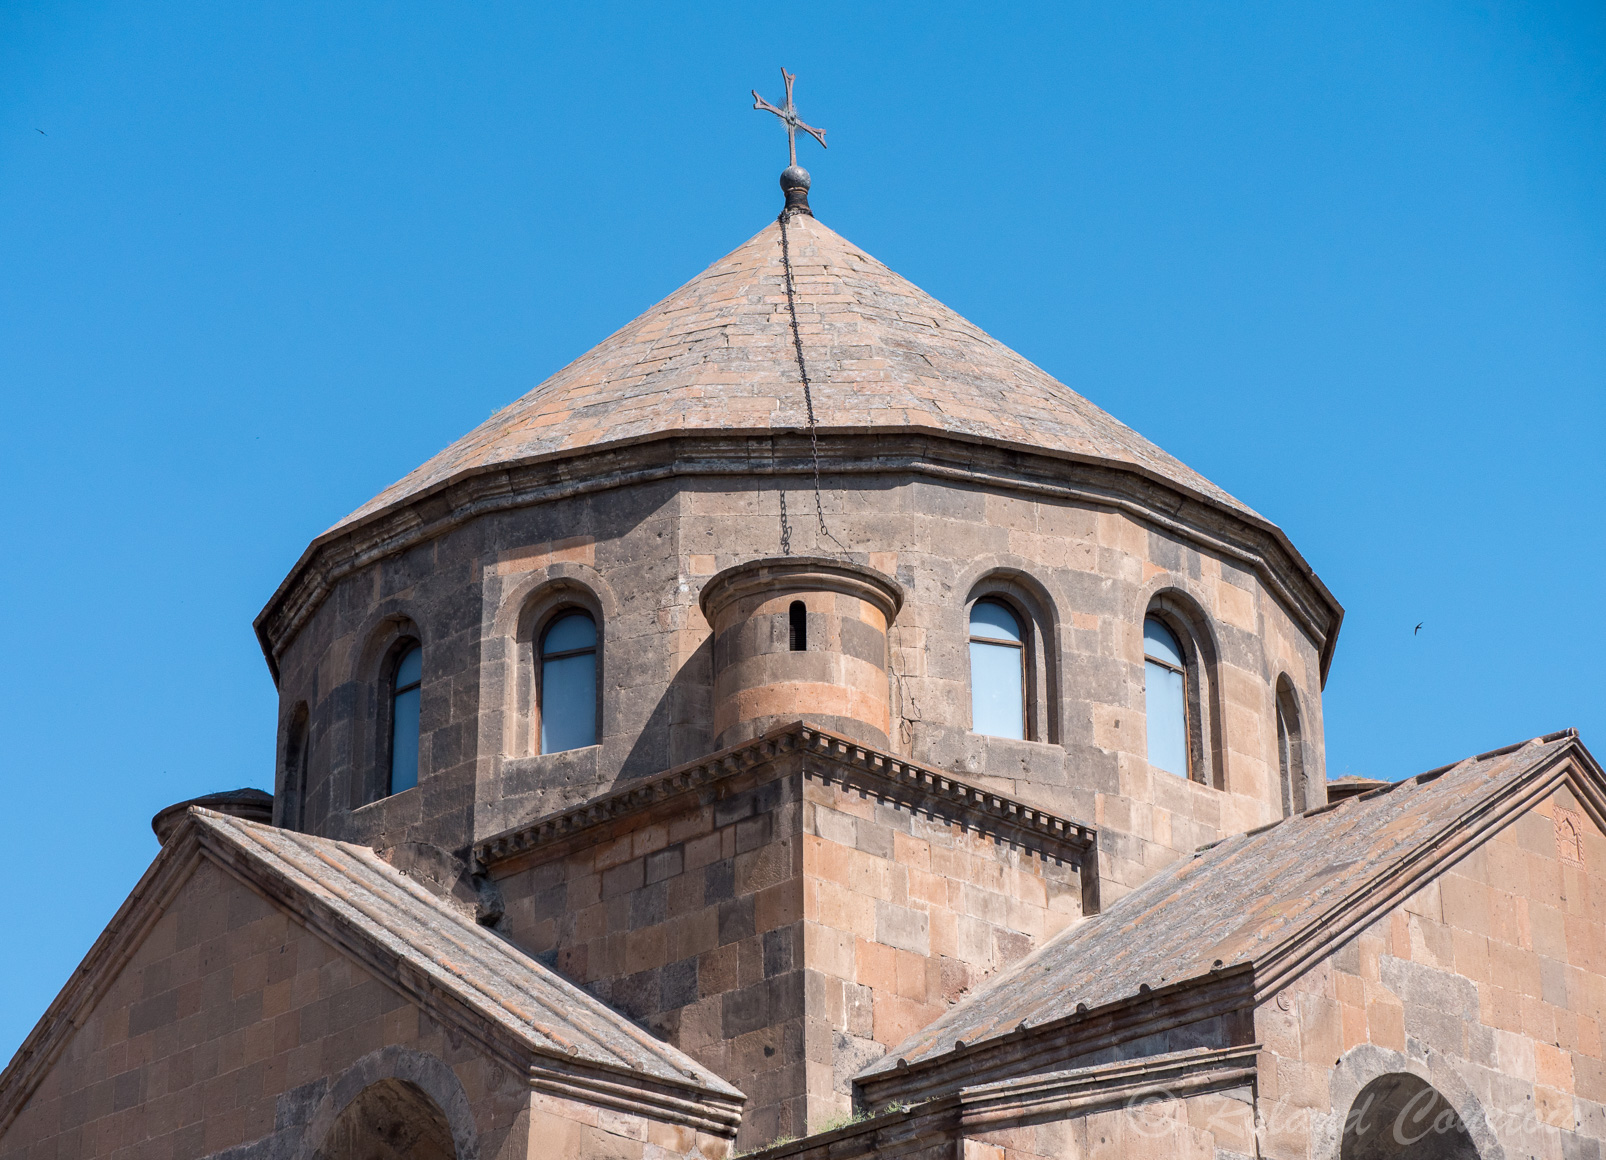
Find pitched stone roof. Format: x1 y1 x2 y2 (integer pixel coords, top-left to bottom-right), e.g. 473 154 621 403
335 213 1256 532
0 807 742 1137
865 729 1597 1078
190 809 741 1098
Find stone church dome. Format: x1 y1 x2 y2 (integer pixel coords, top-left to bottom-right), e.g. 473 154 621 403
334 212 1257 535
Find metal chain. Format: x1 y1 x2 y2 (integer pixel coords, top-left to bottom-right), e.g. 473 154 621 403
778 487 791 555
777 209 846 553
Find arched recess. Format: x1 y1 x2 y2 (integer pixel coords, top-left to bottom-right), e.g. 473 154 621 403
352 615 425 809
298 1045 479 1160
316 1078 455 1160
1141 587 1227 789
1340 1074 1479 1160
1275 673 1307 816
504 571 612 760
278 702 311 831
1323 1044 1503 1160
962 569 1062 746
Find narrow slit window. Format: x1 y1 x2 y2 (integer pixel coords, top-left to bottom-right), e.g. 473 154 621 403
1277 680 1306 815
540 611 598 754
389 645 422 795
1143 618 1189 777
789 601 807 651
969 599 1025 740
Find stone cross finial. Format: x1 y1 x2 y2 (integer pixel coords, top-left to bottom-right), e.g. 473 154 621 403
752 68 827 168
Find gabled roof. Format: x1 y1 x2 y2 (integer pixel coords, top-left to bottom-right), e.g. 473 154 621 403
333 213 1257 533
865 729 1601 1080
0 809 742 1137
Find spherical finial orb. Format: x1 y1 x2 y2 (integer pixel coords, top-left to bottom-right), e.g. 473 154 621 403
780 165 812 215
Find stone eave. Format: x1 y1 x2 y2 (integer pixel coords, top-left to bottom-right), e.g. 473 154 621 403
854 961 1257 1108
0 811 745 1141
742 1043 1260 1160
1246 730 1604 1002
255 427 1343 686
475 720 1097 881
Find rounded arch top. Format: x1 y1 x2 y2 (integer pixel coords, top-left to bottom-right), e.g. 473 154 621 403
1325 1045 1502 1160
296 1045 479 1160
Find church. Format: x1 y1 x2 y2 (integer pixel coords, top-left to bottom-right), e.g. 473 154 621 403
1 80 1602 1160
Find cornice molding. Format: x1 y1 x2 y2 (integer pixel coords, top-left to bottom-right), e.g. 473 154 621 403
856 964 1256 1108
957 1043 1260 1128
474 721 1097 876
254 430 1343 685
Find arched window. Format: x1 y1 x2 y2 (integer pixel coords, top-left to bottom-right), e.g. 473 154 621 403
789 601 807 651
1276 677 1306 815
540 611 598 754
389 645 422 795
1144 618 1189 777
970 599 1025 740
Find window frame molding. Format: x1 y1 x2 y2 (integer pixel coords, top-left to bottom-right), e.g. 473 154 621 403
1140 588 1227 790
534 605 602 756
1275 673 1307 816
962 570 1062 745
512 580 606 760
379 635 424 800
351 615 425 809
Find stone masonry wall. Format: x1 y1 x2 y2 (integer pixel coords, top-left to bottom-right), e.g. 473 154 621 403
493 757 805 1151
1254 786 1606 1160
274 465 1329 905
491 745 1089 1149
799 771 1084 1126
0 859 528 1160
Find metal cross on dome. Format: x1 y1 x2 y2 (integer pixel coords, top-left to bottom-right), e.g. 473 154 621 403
752 68 827 167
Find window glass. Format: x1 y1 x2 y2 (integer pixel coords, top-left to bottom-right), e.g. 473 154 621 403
1143 618 1188 777
389 644 422 794
970 599 1024 644
1143 618 1184 668
970 599 1025 740
541 611 598 753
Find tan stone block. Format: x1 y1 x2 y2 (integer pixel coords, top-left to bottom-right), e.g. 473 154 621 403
1531 902 1568 960
592 834 635 872
1407 915 1452 969
1448 928 1490 984
1357 934 1384 982
871 994 944 1047
894 949 929 1002
1298 995 1341 1066
699 943 739 996
1534 1085 1574 1128
1367 1000 1405 1051
1340 1003 1368 1051
755 883 802 932
893 831 930 871
856 937 897 992
812 880 875 940
1521 993 1558 1043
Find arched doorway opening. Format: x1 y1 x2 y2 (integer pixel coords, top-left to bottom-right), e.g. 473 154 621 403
315 1077 457 1160
1341 1073 1478 1160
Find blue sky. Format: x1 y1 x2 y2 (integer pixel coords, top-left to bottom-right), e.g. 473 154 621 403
0 2 1601 1059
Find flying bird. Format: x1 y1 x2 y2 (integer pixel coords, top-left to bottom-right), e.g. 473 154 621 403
1414 622 1423 635
36 128 45 135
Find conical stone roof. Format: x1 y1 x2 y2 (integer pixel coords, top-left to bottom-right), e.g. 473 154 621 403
337 212 1254 531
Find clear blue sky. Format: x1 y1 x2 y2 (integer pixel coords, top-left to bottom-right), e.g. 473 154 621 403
1 3 1601 1059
